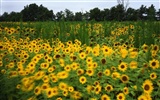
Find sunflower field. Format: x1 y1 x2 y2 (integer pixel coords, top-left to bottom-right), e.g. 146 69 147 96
0 21 160 100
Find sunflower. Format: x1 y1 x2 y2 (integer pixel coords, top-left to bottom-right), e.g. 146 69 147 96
52 86 59 96
120 48 128 58
105 84 113 92
118 62 128 72
41 83 50 92
86 68 94 76
129 61 137 69
34 86 41 96
123 87 129 95
59 82 68 91
79 52 86 59
142 44 148 52
63 90 68 97
117 93 125 100
64 65 71 72
138 94 147 100
57 71 69 79
111 72 120 79
86 57 93 64
150 72 157 80
46 88 54 98
94 85 102 94
77 68 84 76
142 79 153 94
101 94 110 100
56 97 62 100
149 59 159 69
101 58 106 65
42 75 50 83
71 91 82 100
68 86 74 92
79 76 87 84
71 62 79 70
120 74 129 83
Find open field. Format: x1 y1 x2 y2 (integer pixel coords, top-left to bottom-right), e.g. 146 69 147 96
0 21 160 100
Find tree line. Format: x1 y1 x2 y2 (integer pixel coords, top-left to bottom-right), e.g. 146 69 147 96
0 3 159 22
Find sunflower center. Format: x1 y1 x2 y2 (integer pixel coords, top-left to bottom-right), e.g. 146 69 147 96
35 88 39 93
121 65 125 69
107 86 111 90
122 76 128 81
144 84 150 91
152 62 156 66
119 96 122 99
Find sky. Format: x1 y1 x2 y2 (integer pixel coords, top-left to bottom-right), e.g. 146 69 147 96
0 0 160 15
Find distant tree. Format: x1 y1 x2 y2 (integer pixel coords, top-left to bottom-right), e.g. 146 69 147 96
56 11 64 21
138 5 147 20
74 12 83 21
21 3 54 21
89 7 101 21
147 4 156 20
117 0 129 20
126 7 138 21
64 9 74 21
102 8 110 21
110 5 125 21
0 12 9 21
83 11 90 21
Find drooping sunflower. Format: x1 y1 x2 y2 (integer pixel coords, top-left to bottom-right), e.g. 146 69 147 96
118 62 128 72
101 94 110 100
117 92 125 100
79 76 87 84
149 59 159 69
120 74 129 83
142 79 153 94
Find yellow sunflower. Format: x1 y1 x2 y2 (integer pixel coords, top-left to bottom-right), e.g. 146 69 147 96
150 72 157 80
79 76 87 84
104 69 111 76
129 61 138 69
118 62 128 72
34 86 41 96
138 94 147 100
105 84 113 92
101 94 110 100
120 74 129 83
142 79 153 94
123 87 129 95
117 92 125 100
149 59 159 69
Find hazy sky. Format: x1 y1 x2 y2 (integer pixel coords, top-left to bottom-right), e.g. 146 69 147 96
0 0 159 15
